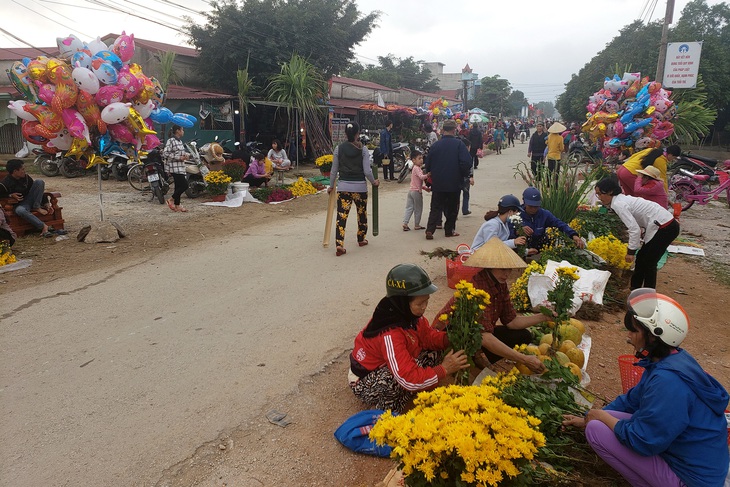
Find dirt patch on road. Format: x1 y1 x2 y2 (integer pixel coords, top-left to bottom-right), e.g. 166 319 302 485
2 155 729 487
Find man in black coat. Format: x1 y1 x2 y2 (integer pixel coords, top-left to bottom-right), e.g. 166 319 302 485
468 123 483 169
424 120 472 240
527 122 548 178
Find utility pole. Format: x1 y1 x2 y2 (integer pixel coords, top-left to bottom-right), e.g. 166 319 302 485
655 0 675 85
463 79 469 112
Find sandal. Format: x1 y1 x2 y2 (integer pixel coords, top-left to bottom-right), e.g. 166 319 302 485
445 232 460 237
402 225 411 231
40 231 54 238
176 206 188 213
167 198 176 211
336 246 346 256
414 226 425 230
52 228 68 236
358 240 368 247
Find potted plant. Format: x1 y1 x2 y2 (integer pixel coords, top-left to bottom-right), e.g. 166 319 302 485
315 154 333 176
204 170 232 201
222 160 247 182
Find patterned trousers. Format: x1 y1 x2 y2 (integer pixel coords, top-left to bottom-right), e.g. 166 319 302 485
350 350 440 413
336 191 368 247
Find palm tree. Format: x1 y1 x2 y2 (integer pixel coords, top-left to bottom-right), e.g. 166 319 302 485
267 53 330 162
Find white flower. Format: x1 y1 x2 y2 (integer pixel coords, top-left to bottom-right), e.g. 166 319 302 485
508 214 523 226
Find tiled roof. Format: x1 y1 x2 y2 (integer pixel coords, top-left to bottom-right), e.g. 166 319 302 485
99 34 198 57
330 76 398 92
166 84 235 100
401 88 459 103
0 47 58 61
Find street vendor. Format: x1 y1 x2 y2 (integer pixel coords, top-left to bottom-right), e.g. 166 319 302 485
349 264 469 413
563 289 729 487
434 237 547 373
519 187 584 255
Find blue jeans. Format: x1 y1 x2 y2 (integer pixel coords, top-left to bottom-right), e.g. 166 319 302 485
462 177 471 214
14 179 46 231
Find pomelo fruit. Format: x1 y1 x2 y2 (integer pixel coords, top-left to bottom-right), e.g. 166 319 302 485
555 351 571 366
567 363 582 379
570 318 586 335
559 340 577 353
540 333 554 346
516 363 533 375
557 324 582 345
526 344 540 356
566 347 585 368
538 343 551 356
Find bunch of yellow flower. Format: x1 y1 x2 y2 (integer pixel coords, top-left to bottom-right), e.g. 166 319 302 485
370 383 545 487
510 261 545 312
442 280 491 385
288 177 317 197
204 170 233 196
568 218 582 233
314 154 333 167
587 235 631 270
0 242 17 267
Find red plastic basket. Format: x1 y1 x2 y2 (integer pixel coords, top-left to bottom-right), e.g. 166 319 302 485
445 258 480 289
618 354 644 394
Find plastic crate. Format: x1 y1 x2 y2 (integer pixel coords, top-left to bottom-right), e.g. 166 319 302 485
618 354 644 393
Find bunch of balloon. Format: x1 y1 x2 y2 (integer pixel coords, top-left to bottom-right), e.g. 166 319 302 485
6 31 198 168
580 72 676 160
427 98 453 122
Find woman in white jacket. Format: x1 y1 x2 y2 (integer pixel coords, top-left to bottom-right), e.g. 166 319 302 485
471 194 527 251
594 176 680 290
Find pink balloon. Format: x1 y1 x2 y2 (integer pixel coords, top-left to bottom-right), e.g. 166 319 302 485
117 67 141 100
95 85 124 107
61 108 90 142
112 31 135 63
35 80 56 104
108 122 136 144
143 134 161 150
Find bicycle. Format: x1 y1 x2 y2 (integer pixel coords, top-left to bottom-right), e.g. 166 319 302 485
668 163 730 211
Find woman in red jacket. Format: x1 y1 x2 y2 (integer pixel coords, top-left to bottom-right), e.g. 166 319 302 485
634 165 668 208
349 264 469 412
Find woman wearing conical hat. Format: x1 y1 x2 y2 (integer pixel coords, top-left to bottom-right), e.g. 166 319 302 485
434 237 549 373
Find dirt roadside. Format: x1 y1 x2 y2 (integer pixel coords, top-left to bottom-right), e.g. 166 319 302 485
2 153 729 487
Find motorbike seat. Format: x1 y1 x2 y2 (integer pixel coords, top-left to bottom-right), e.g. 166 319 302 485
691 173 710 181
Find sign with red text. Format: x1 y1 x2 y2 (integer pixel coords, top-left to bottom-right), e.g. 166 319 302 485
663 41 703 88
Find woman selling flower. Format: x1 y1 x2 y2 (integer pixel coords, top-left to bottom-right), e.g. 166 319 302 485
349 264 469 413
563 289 729 487
162 124 190 212
327 121 379 257
616 145 680 196
435 237 547 372
471 194 527 250
594 176 679 290
243 151 270 188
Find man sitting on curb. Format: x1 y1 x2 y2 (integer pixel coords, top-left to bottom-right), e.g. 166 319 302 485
519 187 584 256
0 159 66 238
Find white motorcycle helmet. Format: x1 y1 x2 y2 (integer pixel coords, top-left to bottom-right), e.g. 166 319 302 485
627 288 689 347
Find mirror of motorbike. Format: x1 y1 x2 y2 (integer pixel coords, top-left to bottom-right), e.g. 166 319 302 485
214 135 219 141
234 142 240 147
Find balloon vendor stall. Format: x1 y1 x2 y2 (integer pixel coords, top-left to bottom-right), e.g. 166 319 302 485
6 32 198 167
581 72 677 159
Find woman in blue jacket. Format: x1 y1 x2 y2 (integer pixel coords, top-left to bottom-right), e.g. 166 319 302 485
563 289 729 487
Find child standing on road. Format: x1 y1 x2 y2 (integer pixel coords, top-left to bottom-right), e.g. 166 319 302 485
402 150 429 231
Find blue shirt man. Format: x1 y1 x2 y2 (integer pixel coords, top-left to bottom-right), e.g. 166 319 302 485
519 187 585 255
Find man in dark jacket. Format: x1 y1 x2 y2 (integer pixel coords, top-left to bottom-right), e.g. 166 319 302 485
424 120 472 240
519 187 585 255
0 159 52 236
527 122 547 178
468 123 483 169
379 121 394 181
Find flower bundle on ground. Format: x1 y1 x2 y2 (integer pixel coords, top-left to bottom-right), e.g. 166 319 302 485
204 170 232 195
266 187 293 203
587 235 631 270
315 154 333 171
539 227 594 270
0 241 16 267
510 261 546 312
440 280 491 385
543 267 580 348
289 177 317 197
370 384 545 487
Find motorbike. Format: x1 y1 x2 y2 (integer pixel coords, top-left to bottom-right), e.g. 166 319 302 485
100 147 132 181
184 141 210 199
33 148 63 177
519 130 528 144
397 140 428 184
59 155 88 178
391 142 410 173
127 148 170 203
566 135 599 168
668 152 728 180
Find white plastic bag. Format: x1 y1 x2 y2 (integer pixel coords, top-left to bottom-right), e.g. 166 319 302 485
526 259 611 314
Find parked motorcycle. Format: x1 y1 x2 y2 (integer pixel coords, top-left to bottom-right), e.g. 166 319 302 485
391 142 410 173
184 141 210 199
59 156 88 178
100 147 132 181
566 135 600 168
668 152 728 179
33 148 63 177
127 148 170 203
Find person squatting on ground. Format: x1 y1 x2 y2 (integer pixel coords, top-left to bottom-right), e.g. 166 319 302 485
349 264 469 412
434 238 548 372
634 165 669 208
267 139 291 170
0 159 62 237
423 120 472 240
527 122 547 178
328 121 379 257
562 289 729 487
402 149 429 231
379 121 394 181
617 146 680 197
243 152 271 188
162 124 190 212
594 176 679 290
519 187 584 256
471 194 526 251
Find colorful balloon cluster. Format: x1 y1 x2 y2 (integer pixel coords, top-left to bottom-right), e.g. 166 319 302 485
581 72 676 158
428 98 452 118
6 32 197 168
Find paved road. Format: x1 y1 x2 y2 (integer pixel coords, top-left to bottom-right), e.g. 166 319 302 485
0 143 531 486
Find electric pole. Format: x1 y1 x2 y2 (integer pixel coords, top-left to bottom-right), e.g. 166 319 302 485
655 0 676 85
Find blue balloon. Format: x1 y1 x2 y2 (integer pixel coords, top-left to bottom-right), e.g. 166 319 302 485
98 133 112 154
170 112 197 128
623 118 652 134
72 51 93 70
93 50 123 71
149 107 173 124
22 57 31 66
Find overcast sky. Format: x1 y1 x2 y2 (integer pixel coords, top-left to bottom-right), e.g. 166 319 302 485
1 0 723 103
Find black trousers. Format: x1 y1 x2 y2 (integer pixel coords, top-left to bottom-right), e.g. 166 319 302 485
631 220 680 289
171 173 188 206
426 191 460 236
382 157 394 180
482 326 533 364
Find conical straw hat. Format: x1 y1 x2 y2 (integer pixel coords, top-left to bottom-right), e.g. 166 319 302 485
547 122 567 134
464 237 528 269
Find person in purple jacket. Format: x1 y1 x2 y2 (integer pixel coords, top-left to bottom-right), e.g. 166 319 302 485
563 289 729 487
518 187 585 256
